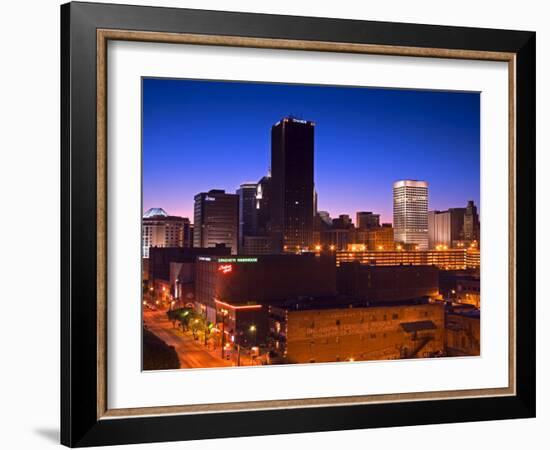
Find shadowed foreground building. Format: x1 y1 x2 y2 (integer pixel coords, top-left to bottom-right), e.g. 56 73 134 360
195 253 337 322
142 327 180 370
337 263 439 302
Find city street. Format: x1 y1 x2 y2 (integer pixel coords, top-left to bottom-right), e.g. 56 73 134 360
143 309 232 369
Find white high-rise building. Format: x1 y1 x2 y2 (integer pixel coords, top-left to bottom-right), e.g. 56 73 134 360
393 180 429 250
142 208 191 258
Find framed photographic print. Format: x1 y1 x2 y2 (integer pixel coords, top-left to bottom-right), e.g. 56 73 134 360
61 1 536 447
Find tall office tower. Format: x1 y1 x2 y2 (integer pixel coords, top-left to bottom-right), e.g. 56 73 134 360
356 211 380 229
463 200 480 242
270 117 315 253
314 189 318 216
255 175 271 236
237 182 258 252
393 180 429 250
428 208 466 249
193 189 239 254
142 208 191 258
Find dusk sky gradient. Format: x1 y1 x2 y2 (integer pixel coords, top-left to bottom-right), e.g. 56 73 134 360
143 78 480 224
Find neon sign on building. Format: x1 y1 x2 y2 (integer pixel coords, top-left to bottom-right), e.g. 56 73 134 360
218 264 233 274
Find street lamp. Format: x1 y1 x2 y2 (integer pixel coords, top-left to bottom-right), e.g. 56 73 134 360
249 324 257 348
249 324 258 365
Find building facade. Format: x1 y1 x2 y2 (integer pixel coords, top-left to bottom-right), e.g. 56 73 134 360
237 182 258 252
148 246 232 284
428 207 466 249
337 263 439 303
193 189 239 254
255 175 272 236
242 235 272 255
393 180 429 250
336 248 476 270
364 224 394 251
142 208 191 258
356 211 380 229
446 310 480 356
270 117 315 253
463 200 480 242
195 254 337 321
271 301 445 363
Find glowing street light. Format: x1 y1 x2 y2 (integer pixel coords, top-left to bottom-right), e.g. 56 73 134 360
249 324 257 348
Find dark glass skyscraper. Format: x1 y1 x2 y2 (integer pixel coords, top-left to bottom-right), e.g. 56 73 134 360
463 200 480 242
193 189 239 254
237 182 258 252
255 174 272 236
270 117 315 253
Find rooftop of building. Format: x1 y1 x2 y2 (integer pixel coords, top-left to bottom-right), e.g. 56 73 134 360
196 253 334 263
143 207 168 218
446 303 480 318
339 261 438 271
273 116 315 127
149 245 232 260
266 295 435 312
439 269 480 280
393 179 428 188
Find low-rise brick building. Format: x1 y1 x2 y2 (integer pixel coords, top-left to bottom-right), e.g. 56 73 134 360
270 300 445 363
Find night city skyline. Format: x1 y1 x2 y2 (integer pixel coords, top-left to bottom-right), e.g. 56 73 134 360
142 78 481 370
142 78 480 224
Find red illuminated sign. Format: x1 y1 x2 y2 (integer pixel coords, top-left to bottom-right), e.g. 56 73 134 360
218 264 233 274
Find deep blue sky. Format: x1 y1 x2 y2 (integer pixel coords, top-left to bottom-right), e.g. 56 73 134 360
143 78 480 224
